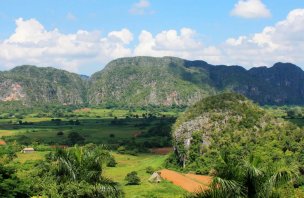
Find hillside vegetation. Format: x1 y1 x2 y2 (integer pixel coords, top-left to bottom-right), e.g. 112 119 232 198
0 65 87 105
89 57 213 106
171 93 304 197
1 56 304 107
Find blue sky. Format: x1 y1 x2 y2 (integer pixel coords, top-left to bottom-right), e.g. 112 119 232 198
0 0 303 74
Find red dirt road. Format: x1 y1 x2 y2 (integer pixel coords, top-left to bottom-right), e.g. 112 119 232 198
159 169 212 192
185 174 212 186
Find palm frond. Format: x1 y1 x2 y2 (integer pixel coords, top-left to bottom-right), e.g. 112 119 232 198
189 177 245 198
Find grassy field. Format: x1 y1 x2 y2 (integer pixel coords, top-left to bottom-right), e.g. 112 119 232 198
0 108 186 197
0 130 16 137
15 151 49 163
13 151 186 198
105 153 185 198
99 153 186 198
0 108 178 146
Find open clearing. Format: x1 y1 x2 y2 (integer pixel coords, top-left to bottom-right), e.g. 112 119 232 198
105 153 186 198
0 130 14 137
13 151 186 197
159 169 211 193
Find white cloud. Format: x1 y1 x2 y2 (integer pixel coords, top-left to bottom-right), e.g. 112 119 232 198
231 0 271 19
224 9 304 67
108 29 133 44
0 18 133 73
0 9 304 74
134 28 222 63
129 0 153 15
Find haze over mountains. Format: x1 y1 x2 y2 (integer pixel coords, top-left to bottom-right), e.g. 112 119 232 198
0 56 303 106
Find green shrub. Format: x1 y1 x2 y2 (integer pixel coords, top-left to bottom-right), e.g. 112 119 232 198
145 166 155 174
125 171 141 185
117 146 126 154
57 131 64 136
294 176 304 188
107 156 117 167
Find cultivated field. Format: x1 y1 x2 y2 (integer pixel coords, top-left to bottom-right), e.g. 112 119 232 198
159 169 211 193
0 108 178 147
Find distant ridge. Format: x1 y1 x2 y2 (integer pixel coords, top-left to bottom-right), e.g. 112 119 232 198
0 57 303 106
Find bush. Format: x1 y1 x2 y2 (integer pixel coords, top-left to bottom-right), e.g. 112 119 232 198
107 156 117 167
294 176 304 188
145 166 155 174
0 164 30 197
57 131 64 136
125 171 141 185
67 132 85 145
117 146 126 154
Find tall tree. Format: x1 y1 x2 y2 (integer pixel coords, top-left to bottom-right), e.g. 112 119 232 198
32 145 123 197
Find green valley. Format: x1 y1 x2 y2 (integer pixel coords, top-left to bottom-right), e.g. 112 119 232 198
1 58 304 198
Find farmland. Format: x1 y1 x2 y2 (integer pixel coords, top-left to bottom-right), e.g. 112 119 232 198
0 108 179 149
0 107 188 197
2 103 304 197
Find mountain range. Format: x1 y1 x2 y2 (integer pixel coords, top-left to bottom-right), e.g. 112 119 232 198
0 56 303 106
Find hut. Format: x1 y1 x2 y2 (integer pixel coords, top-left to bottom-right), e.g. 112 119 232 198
148 172 162 183
22 147 35 153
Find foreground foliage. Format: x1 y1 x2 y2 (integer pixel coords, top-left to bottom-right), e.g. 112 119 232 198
0 164 30 198
188 154 298 198
29 145 123 197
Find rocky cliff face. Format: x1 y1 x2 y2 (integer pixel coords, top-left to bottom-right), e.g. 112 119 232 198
172 93 287 167
0 81 26 101
0 65 87 105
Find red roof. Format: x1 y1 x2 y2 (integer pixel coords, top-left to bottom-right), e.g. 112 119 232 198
0 140 6 145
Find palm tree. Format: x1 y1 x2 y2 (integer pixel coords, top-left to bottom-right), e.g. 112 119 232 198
189 155 298 198
48 145 123 197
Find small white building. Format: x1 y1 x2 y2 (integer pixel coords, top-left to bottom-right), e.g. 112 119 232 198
148 172 162 183
22 148 35 153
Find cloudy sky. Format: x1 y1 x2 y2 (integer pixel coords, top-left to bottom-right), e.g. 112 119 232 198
0 0 303 75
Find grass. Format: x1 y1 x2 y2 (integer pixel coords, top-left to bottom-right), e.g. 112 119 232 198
0 130 16 137
12 151 186 197
1 108 184 197
0 108 177 145
2 118 161 144
105 153 186 198
15 151 49 163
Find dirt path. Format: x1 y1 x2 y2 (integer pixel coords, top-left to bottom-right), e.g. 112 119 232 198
159 169 211 193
